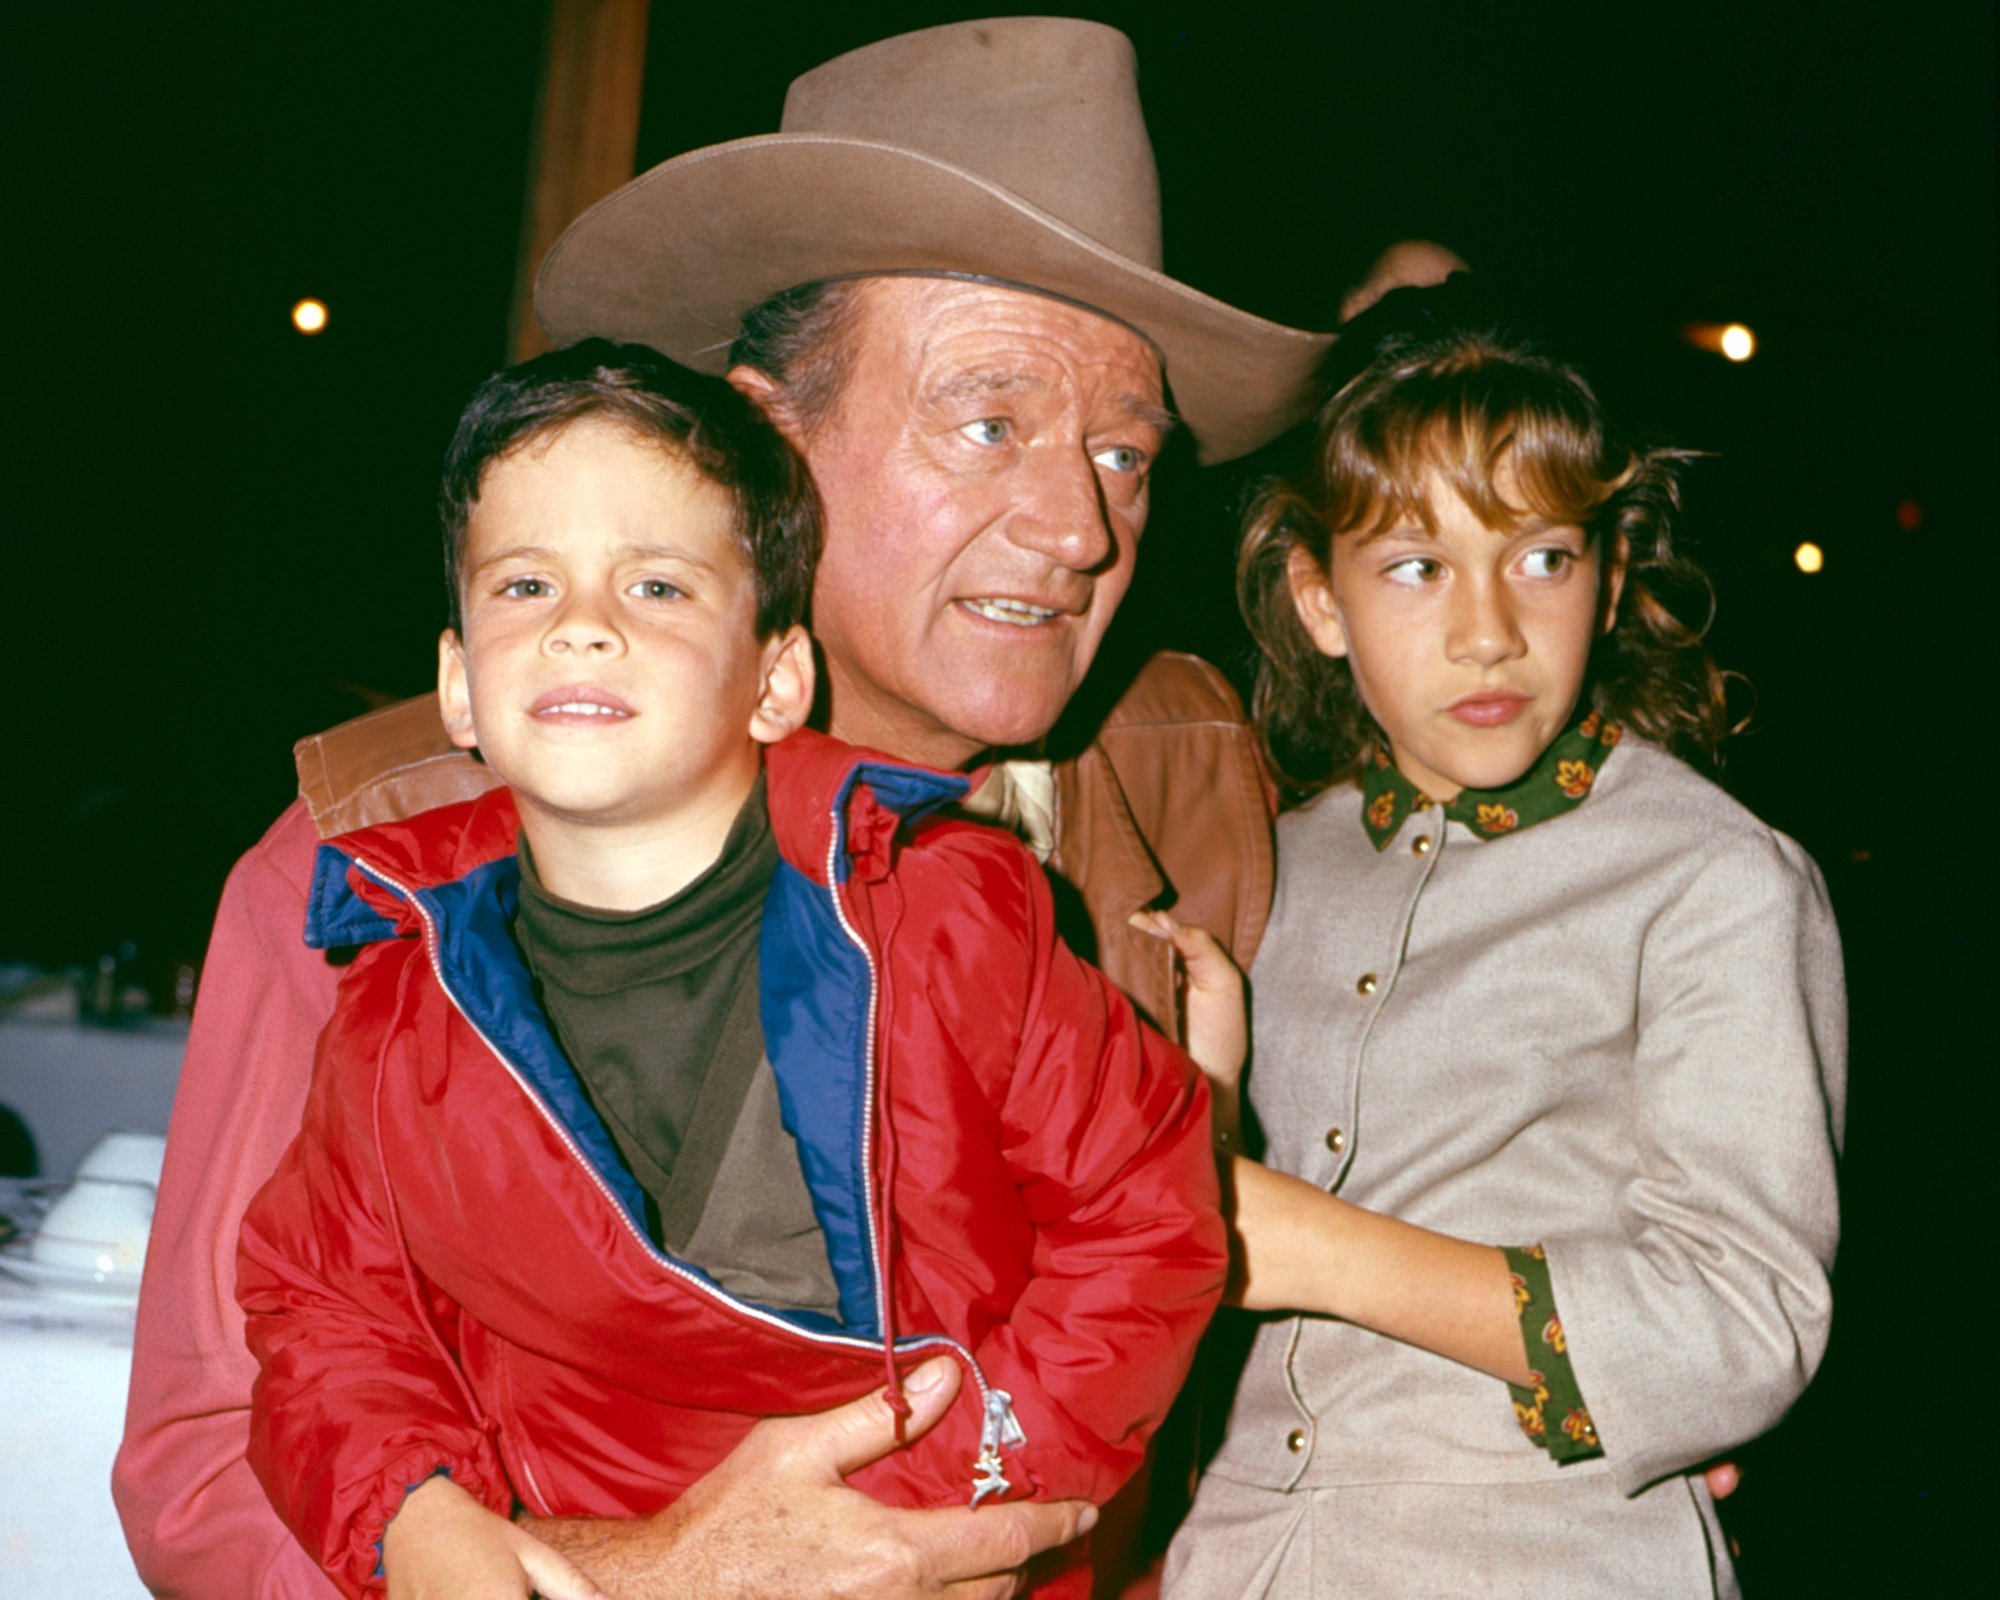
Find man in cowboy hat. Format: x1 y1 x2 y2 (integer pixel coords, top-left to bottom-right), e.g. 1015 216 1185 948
116 19 1350 1597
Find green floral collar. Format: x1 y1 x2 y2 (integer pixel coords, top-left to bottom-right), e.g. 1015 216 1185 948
1361 709 1624 850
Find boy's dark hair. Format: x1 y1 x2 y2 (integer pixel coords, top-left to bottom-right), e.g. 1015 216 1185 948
439 338 820 635
1242 298 1736 802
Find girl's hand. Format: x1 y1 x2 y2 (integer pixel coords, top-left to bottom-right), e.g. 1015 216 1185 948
383 1474 606 1600
1130 910 1247 1149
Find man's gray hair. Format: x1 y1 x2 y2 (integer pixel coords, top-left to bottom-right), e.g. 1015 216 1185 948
728 279 869 434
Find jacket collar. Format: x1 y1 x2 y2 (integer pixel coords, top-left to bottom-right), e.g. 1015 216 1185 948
305 729 971 948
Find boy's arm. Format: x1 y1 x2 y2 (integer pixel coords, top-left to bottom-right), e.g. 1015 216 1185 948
235 951 514 1599
938 847 1229 1506
114 800 347 1600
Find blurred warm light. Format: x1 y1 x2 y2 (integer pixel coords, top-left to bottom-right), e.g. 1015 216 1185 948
1682 320 1757 362
291 298 328 335
1794 541 1824 574
1895 499 1924 532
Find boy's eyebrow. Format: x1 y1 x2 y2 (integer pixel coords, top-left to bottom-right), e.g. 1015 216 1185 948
466 542 725 576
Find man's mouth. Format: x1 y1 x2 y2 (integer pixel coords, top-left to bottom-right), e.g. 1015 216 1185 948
960 597 1062 627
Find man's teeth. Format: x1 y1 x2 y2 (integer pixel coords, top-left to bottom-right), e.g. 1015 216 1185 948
544 702 626 716
964 598 1058 626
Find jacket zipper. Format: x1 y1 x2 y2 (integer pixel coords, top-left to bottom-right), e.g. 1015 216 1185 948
820 814 1027 1505
355 848 1025 1506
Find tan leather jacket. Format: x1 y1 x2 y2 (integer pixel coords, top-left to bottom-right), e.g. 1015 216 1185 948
294 651 1274 1043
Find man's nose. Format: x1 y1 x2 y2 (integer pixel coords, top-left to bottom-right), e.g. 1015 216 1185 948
1005 450 1115 572
542 591 626 656
1447 574 1525 667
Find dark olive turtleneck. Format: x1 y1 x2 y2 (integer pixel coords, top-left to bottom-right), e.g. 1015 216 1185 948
512 777 774 1252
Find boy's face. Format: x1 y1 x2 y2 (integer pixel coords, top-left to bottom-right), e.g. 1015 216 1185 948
438 416 808 838
1289 466 1625 801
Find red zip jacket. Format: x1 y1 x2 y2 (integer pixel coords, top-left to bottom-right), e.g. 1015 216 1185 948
235 729 1225 1597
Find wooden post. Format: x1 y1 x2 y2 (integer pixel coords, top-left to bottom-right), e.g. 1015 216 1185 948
508 0 651 361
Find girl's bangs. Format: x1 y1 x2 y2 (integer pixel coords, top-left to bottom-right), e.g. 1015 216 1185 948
1324 365 1622 539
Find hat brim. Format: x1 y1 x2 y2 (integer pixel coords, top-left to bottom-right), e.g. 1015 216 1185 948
535 135 1332 464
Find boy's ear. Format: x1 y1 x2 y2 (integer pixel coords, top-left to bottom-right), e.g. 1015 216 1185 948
1599 534 1630 635
1287 546 1349 659
750 625 816 746
436 629 480 751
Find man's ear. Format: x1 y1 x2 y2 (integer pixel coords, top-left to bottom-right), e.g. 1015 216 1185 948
750 625 816 746
437 629 480 751
1287 546 1349 659
726 365 805 448
1599 534 1630 635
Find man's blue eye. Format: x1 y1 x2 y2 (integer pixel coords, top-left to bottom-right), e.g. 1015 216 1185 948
1093 444 1145 474
958 418 1010 446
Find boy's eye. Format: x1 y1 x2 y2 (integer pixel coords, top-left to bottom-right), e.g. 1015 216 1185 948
501 577 552 599
958 418 1011 447
1519 547 1575 578
1092 443 1147 475
628 578 685 601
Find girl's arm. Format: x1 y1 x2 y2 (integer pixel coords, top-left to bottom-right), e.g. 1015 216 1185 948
1135 909 1530 1386
1226 1157 1533 1386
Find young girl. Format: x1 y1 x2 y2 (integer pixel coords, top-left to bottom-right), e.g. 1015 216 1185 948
1158 299 1845 1598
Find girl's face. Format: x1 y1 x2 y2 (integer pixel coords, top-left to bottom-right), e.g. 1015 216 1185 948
1289 468 1625 801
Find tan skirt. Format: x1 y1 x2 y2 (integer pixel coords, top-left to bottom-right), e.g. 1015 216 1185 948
1162 1468 1739 1599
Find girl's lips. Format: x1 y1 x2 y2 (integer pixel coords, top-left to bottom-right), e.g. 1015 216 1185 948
1448 692 1529 727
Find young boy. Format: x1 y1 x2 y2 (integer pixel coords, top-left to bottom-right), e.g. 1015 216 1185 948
234 341 1225 1600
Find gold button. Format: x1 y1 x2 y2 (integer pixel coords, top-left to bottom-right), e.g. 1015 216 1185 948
1324 1127 1346 1154
1286 1428 1307 1453
1412 834 1433 856
1356 973 1379 996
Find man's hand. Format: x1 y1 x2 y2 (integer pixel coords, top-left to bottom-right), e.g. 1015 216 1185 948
384 1474 605 1600
523 1356 1097 1599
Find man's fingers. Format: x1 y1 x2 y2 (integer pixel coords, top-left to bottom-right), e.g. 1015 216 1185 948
769 1354 964 1481
516 1534 607 1600
911 1497 1100 1589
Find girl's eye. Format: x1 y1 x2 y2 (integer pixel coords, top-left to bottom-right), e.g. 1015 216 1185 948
629 579 684 601
958 418 1011 447
501 577 552 599
1383 557 1442 587
1092 443 1146 475
1519 547 1576 578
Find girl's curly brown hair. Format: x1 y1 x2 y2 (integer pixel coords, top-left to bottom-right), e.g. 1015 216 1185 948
1242 317 1737 803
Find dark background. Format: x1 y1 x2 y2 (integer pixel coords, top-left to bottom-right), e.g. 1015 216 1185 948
6 3 1991 1590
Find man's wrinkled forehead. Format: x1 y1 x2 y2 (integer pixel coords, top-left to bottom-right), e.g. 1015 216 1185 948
845 274 1169 418
923 364 1176 437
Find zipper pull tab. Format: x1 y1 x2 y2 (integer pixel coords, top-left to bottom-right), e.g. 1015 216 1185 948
969 1388 1026 1507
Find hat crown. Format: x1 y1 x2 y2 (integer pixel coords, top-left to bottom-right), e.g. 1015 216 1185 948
781 18 1162 269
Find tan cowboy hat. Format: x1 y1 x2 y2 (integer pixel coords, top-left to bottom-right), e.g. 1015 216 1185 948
534 16 1333 464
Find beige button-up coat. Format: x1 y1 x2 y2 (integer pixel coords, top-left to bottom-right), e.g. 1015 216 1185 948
1168 740 1845 1599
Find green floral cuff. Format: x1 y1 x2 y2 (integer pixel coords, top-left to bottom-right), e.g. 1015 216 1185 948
1504 1243 1603 1464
